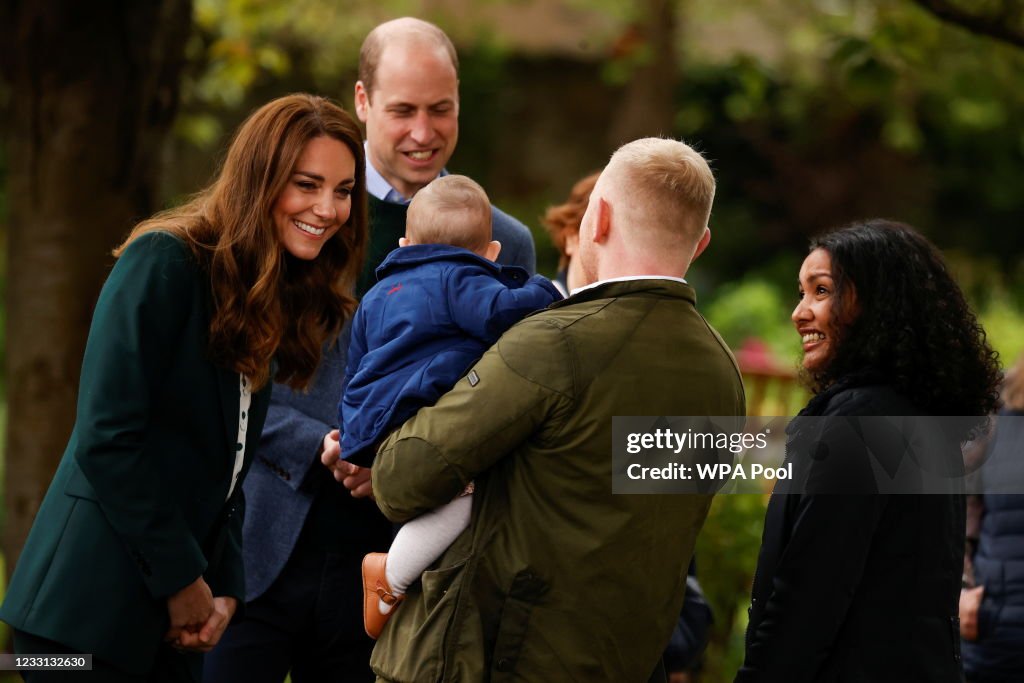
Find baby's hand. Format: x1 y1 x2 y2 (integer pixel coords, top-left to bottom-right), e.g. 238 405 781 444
320 429 373 498
320 429 342 471
338 461 374 499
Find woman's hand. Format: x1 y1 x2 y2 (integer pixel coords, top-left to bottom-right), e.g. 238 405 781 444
164 576 214 645
174 596 238 652
959 585 985 641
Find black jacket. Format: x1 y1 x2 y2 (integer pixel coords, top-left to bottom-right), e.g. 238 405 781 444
737 382 966 682
962 409 1024 681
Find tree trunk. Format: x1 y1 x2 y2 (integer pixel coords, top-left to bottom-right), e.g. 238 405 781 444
1 0 192 571
606 0 680 148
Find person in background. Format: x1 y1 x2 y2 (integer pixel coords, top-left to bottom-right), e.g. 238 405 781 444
961 351 1024 683
663 561 715 682
0 93 366 682
541 171 599 296
205 17 536 683
737 220 1002 682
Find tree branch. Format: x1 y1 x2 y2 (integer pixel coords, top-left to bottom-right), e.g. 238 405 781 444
912 0 1024 49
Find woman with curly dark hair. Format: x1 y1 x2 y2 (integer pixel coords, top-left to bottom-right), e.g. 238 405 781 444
736 219 1001 683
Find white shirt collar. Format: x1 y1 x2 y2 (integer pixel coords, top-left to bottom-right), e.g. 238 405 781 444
570 275 688 296
364 141 447 204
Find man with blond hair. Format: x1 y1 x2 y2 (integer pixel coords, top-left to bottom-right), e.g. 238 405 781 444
358 137 746 681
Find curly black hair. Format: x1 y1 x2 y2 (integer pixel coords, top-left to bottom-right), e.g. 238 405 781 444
805 219 1001 431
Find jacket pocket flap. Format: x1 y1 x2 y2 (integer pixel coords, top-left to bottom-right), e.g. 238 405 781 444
422 558 468 613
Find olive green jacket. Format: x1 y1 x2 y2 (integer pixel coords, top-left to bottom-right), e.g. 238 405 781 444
370 279 745 682
0 232 271 674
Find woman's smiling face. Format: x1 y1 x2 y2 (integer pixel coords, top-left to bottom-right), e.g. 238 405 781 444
792 248 856 373
272 135 356 261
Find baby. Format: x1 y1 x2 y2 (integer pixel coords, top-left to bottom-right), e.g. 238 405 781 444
338 174 561 638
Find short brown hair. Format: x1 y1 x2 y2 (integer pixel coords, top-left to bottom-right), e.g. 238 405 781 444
359 18 459 99
406 175 491 253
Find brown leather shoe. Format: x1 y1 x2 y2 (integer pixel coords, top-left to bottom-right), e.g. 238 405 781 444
362 553 404 639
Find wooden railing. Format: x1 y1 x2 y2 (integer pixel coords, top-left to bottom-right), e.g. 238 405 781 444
734 338 808 416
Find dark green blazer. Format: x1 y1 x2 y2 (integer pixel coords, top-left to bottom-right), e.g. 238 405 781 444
0 231 271 674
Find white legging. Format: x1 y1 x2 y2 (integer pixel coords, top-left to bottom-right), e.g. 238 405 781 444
385 491 473 594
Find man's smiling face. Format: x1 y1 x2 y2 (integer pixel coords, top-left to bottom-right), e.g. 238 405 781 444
355 41 459 200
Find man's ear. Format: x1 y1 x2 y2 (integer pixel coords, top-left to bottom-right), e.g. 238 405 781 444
398 236 410 248
593 197 611 244
692 227 711 262
354 81 370 122
483 240 502 262
564 230 579 257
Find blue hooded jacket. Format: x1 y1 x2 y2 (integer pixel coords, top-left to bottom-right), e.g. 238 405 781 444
340 244 561 467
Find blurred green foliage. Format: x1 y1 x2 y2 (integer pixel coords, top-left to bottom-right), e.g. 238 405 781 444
177 0 419 148
979 292 1024 365
696 492 769 681
705 275 802 366
675 0 1024 286
164 0 1024 291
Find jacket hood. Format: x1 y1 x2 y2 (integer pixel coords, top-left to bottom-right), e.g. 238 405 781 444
376 244 523 281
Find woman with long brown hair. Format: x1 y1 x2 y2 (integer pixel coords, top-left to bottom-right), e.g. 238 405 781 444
0 93 367 682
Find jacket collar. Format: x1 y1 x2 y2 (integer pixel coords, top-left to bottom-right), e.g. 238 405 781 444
549 277 697 309
796 371 889 419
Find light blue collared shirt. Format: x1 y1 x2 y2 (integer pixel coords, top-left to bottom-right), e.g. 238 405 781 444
364 142 447 204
